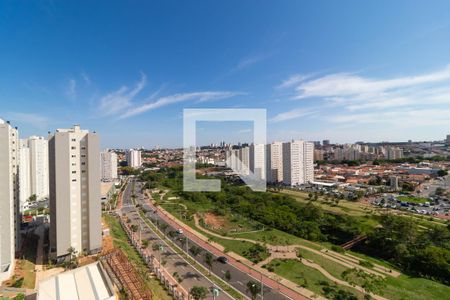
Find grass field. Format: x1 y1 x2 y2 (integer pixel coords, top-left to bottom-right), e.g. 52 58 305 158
104 215 172 300
279 189 376 217
267 259 365 299
397 196 430 204
297 248 349 280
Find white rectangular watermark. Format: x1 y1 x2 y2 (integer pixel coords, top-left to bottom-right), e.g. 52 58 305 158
183 108 267 192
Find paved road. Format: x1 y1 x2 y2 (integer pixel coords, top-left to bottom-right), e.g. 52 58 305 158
131 180 300 300
121 180 234 300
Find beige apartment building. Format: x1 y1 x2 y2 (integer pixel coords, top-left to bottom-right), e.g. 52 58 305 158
266 142 283 183
49 125 102 259
282 140 314 187
0 120 19 283
249 143 266 181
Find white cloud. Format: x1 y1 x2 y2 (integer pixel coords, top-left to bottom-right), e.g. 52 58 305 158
120 91 238 119
330 108 450 127
66 79 76 99
274 64 450 132
277 74 312 89
98 73 147 116
291 65 450 99
270 108 316 123
81 72 91 85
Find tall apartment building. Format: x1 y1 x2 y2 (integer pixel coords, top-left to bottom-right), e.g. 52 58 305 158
19 140 31 211
238 146 250 175
282 140 314 187
446 135 450 144
0 120 19 283
100 150 118 181
18 137 49 211
28 136 49 199
386 146 403 160
49 125 102 259
249 144 266 181
126 149 141 168
313 149 324 162
266 142 283 183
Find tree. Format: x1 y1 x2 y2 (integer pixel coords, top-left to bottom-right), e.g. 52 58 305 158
160 223 169 234
246 280 261 300
224 270 231 281
189 245 203 257
342 268 386 296
437 169 448 177
152 243 161 251
190 286 208 300
65 246 78 269
435 187 445 196
204 252 213 274
14 294 25 300
27 194 37 202
141 240 149 249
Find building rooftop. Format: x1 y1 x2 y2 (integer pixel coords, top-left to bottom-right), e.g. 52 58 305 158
37 262 114 300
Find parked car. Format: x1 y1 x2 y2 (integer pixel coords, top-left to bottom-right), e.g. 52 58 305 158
217 256 228 264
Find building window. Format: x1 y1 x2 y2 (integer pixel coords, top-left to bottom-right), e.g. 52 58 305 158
71 146 76 150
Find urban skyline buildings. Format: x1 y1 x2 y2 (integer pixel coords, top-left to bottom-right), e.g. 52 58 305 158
226 140 315 187
49 125 102 258
0 119 19 283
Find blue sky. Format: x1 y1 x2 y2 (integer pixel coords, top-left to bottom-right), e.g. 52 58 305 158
1 1 450 148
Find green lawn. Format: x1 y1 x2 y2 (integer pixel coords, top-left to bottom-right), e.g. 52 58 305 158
229 228 323 250
104 215 172 300
397 196 429 204
383 275 450 300
298 248 349 280
278 189 371 217
267 259 365 299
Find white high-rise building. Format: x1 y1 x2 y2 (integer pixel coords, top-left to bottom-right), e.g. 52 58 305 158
282 140 314 187
0 119 19 284
19 140 31 211
249 144 266 181
49 125 102 258
100 150 118 181
28 136 49 199
238 147 250 175
126 149 141 168
266 142 283 183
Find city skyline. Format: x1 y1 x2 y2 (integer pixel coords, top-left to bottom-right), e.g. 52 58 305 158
2 1 450 148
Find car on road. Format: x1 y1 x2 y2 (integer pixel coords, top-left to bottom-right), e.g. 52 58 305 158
177 228 184 234
217 256 228 264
